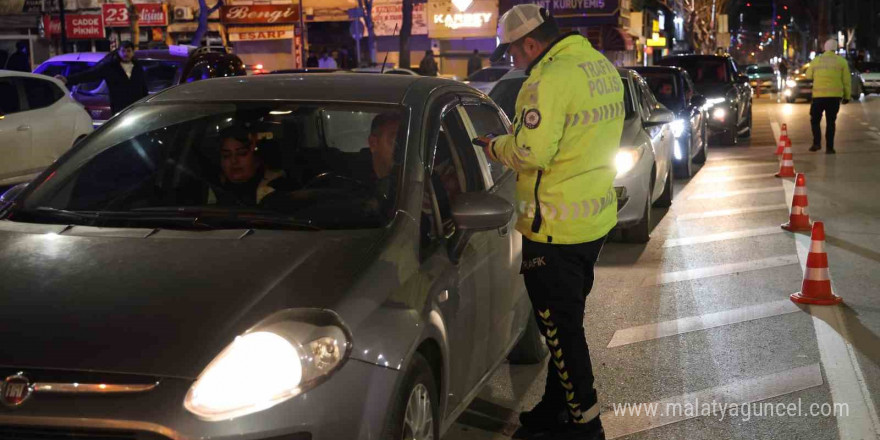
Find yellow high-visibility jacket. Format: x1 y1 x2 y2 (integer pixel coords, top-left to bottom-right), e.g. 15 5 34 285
807 52 851 99
488 33 624 244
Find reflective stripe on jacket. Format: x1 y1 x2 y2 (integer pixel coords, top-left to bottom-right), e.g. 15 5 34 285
807 52 851 99
488 33 624 244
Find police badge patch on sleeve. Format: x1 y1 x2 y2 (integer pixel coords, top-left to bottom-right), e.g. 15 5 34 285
524 109 541 129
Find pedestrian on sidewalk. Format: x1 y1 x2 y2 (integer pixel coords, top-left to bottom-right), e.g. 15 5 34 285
477 5 625 440
56 41 147 117
419 50 438 76
318 50 337 69
467 48 482 76
807 39 851 154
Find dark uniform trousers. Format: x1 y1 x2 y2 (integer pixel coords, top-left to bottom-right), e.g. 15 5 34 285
810 97 841 150
521 235 607 424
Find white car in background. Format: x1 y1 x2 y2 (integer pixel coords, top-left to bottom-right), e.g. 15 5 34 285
0 71 93 186
465 65 513 93
488 68 675 243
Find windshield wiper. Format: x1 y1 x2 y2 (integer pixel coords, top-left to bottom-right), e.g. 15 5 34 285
131 207 321 230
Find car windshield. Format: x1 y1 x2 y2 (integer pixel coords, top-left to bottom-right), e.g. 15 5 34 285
489 76 527 120
748 66 774 74
468 68 508 82
11 102 407 231
638 71 681 110
661 58 729 84
859 62 880 72
142 59 183 93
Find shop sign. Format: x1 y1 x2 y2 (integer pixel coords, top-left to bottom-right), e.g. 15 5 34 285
502 0 619 18
427 0 497 39
102 3 168 27
220 5 301 25
22 0 44 13
229 29 294 41
372 0 428 37
44 14 105 39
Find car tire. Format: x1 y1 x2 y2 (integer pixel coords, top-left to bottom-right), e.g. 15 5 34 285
623 188 652 244
382 352 439 440
653 163 673 208
508 314 549 365
693 123 708 164
722 117 738 145
740 106 752 139
673 132 693 179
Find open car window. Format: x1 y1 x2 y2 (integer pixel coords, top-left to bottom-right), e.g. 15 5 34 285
14 102 407 231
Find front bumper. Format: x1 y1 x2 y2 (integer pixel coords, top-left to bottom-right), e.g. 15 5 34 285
613 150 653 228
0 359 400 440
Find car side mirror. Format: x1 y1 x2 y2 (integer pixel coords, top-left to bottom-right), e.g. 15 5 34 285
644 107 675 126
0 182 29 210
447 192 514 263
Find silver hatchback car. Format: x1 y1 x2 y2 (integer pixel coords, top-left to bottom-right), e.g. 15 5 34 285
0 74 546 439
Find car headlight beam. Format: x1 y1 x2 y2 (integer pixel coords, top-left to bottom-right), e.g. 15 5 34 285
670 119 686 138
184 309 352 421
616 146 644 177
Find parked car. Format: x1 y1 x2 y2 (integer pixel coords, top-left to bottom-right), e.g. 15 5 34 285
464 65 513 94
657 54 752 145
858 62 880 94
34 47 246 124
350 66 419 75
631 66 709 178
488 68 675 242
745 64 778 93
0 70 92 186
783 60 864 103
0 73 546 439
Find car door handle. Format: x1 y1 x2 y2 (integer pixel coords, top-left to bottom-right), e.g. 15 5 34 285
498 224 510 237
17 125 30 131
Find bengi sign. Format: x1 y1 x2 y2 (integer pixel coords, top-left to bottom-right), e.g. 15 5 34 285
220 5 300 24
427 0 497 39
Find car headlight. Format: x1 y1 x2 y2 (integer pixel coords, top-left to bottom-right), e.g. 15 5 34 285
184 309 351 421
670 119 686 138
616 146 644 177
786 79 797 88
713 108 727 120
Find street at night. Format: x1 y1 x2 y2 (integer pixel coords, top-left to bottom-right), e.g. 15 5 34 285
2 0 880 439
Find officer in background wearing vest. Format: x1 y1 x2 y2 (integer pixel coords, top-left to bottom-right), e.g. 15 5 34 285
477 5 624 439
807 39 851 154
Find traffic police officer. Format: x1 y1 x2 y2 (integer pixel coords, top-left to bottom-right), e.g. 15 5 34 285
479 5 624 439
808 39 852 154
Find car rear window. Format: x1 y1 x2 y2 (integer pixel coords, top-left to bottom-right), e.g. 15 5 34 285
468 68 508 82
660 58 729 84
638 71 681 111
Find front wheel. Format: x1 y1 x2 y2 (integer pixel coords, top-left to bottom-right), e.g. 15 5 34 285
693 123 708 164
653 163 674 208
622 185 652 243
673 132 693 178
382 352 439 440
739 105 752 138
508 314 549 365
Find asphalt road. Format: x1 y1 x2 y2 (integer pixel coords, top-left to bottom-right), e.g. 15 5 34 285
444 93 880 440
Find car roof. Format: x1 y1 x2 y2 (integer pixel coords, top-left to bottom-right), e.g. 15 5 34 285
659 54 730 62
629 66 686 75
0 69 68 87
147 73 451 105
41 52 108 63
135 49 187 61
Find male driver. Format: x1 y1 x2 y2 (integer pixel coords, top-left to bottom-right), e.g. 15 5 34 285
479 5 625 439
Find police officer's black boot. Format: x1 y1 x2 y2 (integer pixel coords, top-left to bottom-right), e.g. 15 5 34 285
516 399 569 437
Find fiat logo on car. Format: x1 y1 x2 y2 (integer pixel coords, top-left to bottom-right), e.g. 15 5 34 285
1 374 33 407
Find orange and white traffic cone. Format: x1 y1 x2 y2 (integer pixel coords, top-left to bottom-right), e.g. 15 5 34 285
782 173 813 232
791 222 842 305
775 124 790 155
775 145 796 178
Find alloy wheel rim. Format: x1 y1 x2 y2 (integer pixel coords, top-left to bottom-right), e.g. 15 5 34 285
403 383 434 440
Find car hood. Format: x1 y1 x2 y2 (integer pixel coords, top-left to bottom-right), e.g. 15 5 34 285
0 221 382 380
693 82 735 99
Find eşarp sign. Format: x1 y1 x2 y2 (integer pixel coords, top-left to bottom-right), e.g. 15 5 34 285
427 0 498 39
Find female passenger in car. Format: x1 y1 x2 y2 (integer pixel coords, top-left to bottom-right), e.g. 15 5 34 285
208 126 287 206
